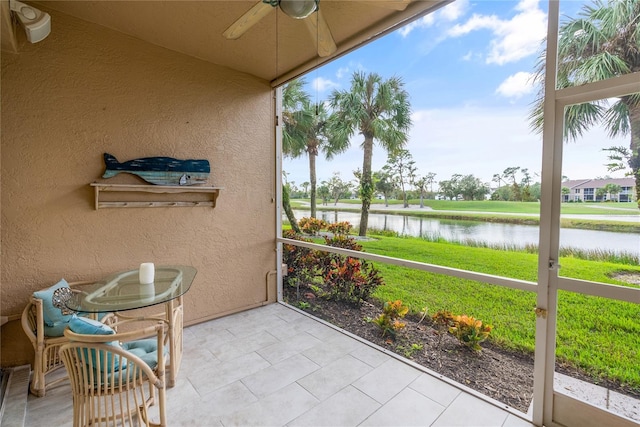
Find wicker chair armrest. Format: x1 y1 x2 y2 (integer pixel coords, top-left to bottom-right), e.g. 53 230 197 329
64 322 164 344
21 301 37 341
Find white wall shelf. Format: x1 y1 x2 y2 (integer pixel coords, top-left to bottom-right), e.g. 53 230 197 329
90 183 222 209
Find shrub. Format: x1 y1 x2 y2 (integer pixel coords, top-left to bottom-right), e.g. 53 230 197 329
318 224 383 304
448 314 492 351
432 310 455 331
324 256 384 304
326 221 352 235
372 300 409 338
282 229 319 290
283 221 384 306
298 217 327 235
323 234 362 251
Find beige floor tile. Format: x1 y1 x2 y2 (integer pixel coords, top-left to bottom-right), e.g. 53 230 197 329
352 358 422 404
360 387 446 426
409 373 462 407
432 392 509 426
257 331 323 364
289 385 380 427
188 351 270 396
241 353 320 397
219 382 319 426
298 354 373 400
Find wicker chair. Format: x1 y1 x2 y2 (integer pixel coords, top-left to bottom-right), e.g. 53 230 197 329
60 323 167 427
21 281 116 397
114 295 183 388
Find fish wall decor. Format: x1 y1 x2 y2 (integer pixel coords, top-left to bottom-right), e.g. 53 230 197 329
102 153 210 186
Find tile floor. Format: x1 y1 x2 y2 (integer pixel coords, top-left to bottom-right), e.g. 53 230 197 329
26 303 534 426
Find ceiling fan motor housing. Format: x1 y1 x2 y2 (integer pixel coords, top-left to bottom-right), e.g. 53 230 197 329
276 0 318 19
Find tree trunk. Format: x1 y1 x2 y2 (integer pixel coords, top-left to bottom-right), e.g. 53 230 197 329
282 185 301 233
359 136 374 236
628 102 640 209
309 153 317 218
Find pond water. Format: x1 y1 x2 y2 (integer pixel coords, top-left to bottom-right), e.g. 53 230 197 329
291 209 640 256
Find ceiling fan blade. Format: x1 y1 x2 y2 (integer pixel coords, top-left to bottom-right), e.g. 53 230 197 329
362 0 411 11
304 9 337 57
223 1 275 40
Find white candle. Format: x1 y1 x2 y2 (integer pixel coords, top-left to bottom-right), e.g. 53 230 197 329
139 262 155 284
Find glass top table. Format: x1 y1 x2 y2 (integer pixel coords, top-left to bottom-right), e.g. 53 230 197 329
66 265 197 313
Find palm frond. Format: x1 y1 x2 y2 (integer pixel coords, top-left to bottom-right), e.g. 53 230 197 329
563 102 605 142
602 99 631 138
528 0 639 151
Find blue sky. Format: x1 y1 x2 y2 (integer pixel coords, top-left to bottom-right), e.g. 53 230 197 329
282 0 629 190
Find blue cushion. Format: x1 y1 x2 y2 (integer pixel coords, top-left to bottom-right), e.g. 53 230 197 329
69 315 121 369
68 317 164 373
42 312 110 338
69 315 115 336
43 323 68 337
122 339 163 370
33 279 74 327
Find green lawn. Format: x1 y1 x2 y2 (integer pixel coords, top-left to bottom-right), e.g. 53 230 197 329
357 234 640 390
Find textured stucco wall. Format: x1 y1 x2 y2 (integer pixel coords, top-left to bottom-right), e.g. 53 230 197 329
1 9 277 366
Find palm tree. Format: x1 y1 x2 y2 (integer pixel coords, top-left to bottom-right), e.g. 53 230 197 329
328 71 412 236
281 172 301 233
414 176 428 208
529 0 640 208
301 181 310 198
283 79 348 218
282 78 310 152
281 80 310 231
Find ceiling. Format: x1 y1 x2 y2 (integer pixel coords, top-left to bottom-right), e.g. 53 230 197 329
2 0 449 84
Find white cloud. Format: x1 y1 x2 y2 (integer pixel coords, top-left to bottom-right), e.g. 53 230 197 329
312 76 340 93
405 106 543 182
398 0 468 38
333 61 366 81
336 66 350 79
283 105 627 186
447 0 546 65
440 0 468 21
398 15 435 38
448 14 499 37
496 71 536 99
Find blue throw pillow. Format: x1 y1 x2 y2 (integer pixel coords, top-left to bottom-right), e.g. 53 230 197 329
69 315 122 370
68 315 115 336
43 323 69 338
33 279 75 327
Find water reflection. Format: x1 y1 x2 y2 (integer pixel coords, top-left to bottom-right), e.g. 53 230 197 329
292 209 639 256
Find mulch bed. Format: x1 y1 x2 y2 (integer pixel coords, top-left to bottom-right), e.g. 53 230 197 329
284 286 640 414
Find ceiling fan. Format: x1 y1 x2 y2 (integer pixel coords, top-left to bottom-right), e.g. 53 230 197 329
223 0 411 58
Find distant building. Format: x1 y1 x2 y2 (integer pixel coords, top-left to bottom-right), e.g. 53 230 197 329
561 178 636 202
